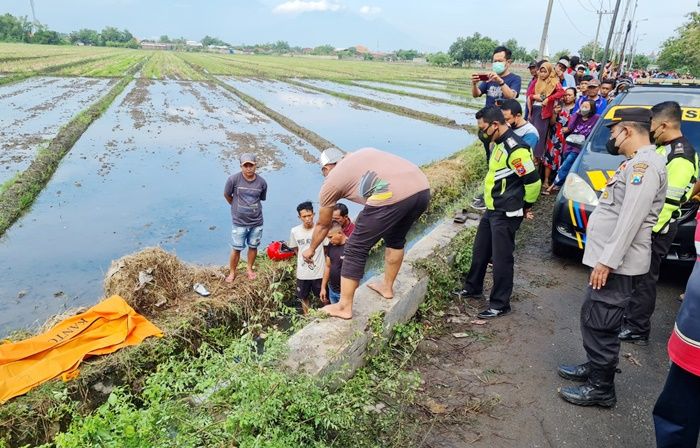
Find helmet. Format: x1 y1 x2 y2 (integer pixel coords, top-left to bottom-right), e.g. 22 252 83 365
266 241 295 261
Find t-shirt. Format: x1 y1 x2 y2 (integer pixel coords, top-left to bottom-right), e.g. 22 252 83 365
561 73 576 89
319 148 430 208
342 220 355 237
224 172 267 227
288 225 327 280
478 73 522 108
572 95 608 115
512 121 540 150
324 243 345 292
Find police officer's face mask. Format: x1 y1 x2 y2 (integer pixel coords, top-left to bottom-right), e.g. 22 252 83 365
606 128 628 156
649 123 665 144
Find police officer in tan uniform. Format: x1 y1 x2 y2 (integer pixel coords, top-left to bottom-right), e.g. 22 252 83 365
557 108 668 407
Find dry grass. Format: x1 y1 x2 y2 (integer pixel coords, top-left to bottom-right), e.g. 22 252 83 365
103 246 294 329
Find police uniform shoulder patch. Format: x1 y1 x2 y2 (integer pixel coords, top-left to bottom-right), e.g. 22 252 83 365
674 142 685 155
631 172 644 185
513 158 526 175
633 163 648 172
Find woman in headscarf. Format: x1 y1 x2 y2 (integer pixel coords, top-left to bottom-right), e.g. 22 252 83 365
527 61 565 171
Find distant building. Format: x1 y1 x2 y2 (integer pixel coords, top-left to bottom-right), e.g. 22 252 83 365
140 42 172 51
186 40 203 48
206 45 231 54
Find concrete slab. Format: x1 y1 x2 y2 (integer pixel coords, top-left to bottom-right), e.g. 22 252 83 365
284 217 479 379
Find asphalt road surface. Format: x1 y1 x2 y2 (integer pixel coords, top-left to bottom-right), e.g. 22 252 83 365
412 196 694 448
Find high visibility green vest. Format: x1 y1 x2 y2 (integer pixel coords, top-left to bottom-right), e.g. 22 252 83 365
654 136 698 233
484 129 541 212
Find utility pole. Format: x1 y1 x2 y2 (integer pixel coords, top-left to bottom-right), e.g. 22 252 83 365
618 20 632 75
602 0 622 66
538 0 555 60
593 9 614 60
611 0 633 61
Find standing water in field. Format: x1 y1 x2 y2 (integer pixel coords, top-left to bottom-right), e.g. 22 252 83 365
0 79 327 336
0 77 114 184
296 79 476 126
222 78 474 166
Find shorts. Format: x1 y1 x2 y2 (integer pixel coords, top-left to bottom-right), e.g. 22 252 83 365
328 285 341 304
230 225 263 251
341 189 430 281
297 278 322 301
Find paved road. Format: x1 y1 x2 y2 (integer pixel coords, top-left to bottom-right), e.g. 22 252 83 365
412 196 694 447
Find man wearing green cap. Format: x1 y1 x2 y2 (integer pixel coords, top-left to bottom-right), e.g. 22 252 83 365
557 107 668 408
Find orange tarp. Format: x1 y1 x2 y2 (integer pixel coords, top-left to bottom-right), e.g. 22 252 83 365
0 295 163 404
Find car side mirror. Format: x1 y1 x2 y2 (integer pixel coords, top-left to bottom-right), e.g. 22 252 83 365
566 134 586 148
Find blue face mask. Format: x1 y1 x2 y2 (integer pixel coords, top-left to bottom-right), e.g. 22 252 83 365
492 61 506 75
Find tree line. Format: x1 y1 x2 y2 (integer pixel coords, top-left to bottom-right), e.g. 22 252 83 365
0 13 139 48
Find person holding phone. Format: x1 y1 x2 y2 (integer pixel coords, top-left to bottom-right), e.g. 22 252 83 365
471 45 522 109
470 45 522 210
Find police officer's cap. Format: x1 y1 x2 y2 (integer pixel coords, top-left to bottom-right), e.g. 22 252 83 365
605 107 651 127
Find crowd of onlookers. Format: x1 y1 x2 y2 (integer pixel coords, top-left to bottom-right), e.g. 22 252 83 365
470 49 649 209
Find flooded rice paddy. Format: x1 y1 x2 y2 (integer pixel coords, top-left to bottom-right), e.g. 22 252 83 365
0 76 476 336
354 80 470 103
223 78 473 165
0 77 114 184
297 79 475 126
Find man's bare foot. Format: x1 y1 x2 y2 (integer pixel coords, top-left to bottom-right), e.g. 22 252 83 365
367 282 394 300
225 272 235 283
320 303 352 319
247 270 257 280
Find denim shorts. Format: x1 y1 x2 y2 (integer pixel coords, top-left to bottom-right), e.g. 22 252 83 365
328 286 341 304
230 225 263 251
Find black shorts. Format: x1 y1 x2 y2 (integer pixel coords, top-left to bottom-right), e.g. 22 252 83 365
296 278 322 301
341 189 430 281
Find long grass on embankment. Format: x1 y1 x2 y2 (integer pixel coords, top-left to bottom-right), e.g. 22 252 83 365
0 141 487 447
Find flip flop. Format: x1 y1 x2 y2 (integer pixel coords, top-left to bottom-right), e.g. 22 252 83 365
453 208 469 224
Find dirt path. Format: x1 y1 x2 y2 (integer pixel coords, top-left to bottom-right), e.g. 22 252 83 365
410 196 691 448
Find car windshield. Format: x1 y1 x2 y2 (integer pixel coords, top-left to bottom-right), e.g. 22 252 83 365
588 120 700 153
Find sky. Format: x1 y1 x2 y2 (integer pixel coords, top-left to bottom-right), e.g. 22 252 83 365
3 0 698 56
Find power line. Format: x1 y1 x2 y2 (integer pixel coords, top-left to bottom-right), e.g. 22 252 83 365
577 0 596 13
557 0 593 39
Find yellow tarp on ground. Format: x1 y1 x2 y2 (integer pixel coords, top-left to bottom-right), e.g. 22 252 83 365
0 295 163 404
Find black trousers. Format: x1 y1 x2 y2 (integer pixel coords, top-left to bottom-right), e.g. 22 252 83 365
654 362 700 447
580 273 642 369
624 222 678 336
463 210 523 311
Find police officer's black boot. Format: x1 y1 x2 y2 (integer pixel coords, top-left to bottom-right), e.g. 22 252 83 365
557 362 591 381
558 366 616 408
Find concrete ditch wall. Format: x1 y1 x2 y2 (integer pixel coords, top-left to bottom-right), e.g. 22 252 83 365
284 216 479 379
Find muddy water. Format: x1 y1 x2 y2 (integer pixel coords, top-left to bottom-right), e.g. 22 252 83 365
223 78 474 166
297 79 476 126
0 77 114 184
0 79 337 336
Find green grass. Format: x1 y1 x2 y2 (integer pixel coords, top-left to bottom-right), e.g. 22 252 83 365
141 52 207 80
0 43 477 83
56 52 148 77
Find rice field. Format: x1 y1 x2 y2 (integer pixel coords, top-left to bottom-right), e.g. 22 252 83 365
0 42 487 335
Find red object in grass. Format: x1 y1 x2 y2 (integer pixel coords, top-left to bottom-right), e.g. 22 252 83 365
266 241 295 261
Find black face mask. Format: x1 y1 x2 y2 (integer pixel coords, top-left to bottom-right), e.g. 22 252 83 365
606 129 627 156
649 124 663 144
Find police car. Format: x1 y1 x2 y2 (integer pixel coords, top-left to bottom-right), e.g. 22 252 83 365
551 86 700 263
